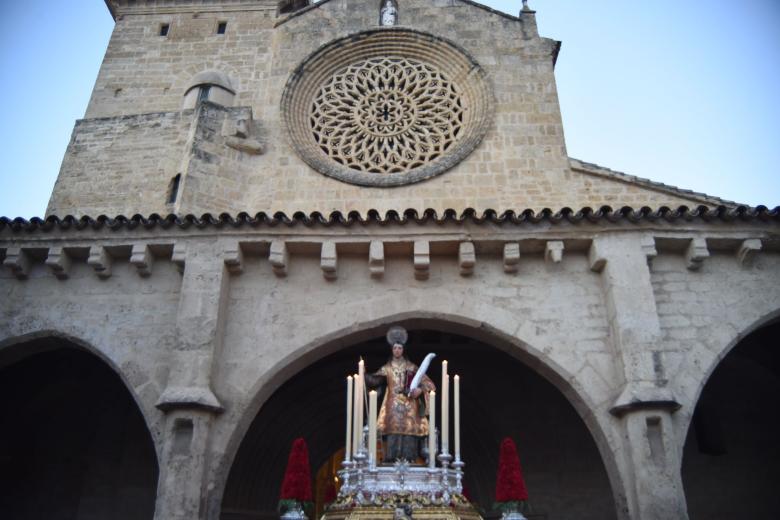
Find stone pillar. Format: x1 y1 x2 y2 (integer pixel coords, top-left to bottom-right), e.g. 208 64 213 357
589 234 688 520
154 242 227 520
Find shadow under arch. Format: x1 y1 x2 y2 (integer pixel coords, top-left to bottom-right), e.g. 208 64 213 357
680 310 780 519
0 329 161 451
214 311 623 519
678 307 780 441
0 330 161 519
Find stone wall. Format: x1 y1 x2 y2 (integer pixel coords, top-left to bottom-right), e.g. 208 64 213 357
46 0 730 218
1 218 778 519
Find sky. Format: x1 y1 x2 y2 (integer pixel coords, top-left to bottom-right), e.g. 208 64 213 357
0 0 778 218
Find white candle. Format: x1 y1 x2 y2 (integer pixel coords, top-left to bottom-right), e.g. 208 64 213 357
346 375 353 462
353 372 360 457
369 390 378 466
428 390 436 468
442 360 449 455
454 375 461 461
357 359 365 453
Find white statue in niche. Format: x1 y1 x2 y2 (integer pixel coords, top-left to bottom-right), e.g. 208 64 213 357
380 0 398 26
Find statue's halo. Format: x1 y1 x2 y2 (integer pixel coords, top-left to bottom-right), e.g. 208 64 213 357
386 326 408 347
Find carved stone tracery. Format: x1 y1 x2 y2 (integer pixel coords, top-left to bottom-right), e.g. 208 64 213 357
282 29 494 187
311 57 464 175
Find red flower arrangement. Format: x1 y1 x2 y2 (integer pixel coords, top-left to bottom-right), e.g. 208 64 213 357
494 437 528 511
279 438 313 514
323 479 338 505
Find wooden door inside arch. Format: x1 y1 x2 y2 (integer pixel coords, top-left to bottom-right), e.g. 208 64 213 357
220 329 616 520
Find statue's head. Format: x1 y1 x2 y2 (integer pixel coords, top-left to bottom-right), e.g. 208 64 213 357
386 325 409 361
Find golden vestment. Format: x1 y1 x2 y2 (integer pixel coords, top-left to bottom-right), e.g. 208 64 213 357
373 359 435 437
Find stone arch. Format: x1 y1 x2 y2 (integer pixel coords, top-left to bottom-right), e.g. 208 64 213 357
180 69 237 109
679 307 780 440
0 329 161 447
679 309 780 519
0 330 161 518
211 311 624 519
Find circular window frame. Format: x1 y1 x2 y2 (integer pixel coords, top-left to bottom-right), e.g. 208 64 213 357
281 28 495 187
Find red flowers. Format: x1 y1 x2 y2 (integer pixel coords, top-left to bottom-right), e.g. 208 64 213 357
280 438 312 502
495 437 528 502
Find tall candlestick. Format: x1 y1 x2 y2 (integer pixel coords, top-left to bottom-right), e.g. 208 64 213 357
428 390 436 468
368 390 378 466
442 360 449 454
353 373 360 457
345 376 353 462
454 375 461 461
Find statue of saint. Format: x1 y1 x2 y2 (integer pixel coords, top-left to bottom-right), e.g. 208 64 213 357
379 0 398 27
366 327 436 463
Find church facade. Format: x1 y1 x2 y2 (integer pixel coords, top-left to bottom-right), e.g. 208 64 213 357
1 1 779 519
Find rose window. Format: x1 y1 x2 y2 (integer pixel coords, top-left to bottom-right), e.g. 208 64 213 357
282 29 494 187
310 57 464 174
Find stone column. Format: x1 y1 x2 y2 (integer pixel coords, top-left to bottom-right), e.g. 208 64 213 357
154 242 228 520
589 234 688 520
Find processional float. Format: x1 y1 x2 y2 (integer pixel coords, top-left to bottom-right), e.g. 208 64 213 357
321 328 482 520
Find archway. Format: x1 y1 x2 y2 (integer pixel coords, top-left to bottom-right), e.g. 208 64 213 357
681 319 780 519
221 327 616 520
0 335 160 519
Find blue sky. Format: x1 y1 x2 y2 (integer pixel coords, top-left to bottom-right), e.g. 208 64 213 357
0 0 778 218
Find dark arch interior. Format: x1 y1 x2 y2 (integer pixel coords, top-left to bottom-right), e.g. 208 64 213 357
0 338 159 520
222 329 615 520
682 320 780 519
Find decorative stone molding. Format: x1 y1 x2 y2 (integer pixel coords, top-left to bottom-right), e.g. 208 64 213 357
736 238 761 267
545 241 564 264
87 246 113 279
3 247 30 280
458 242 475 276
369 241 385 278
45 247 72 280
413 240 430 280
281 28 494 187
172 242 187 273
269 241 288 277
224 242 244 275
685 237 709 271
130 244 154 277
321 241 338 280
503 243 520 273
588 241 606 273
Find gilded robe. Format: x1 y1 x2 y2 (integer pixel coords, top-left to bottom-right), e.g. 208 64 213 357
372 358 435 437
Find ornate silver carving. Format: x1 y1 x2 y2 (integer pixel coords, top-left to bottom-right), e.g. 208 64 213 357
386 325 408 347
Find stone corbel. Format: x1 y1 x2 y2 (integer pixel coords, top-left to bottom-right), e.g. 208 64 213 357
685 237 709 271
736 238 762 267
458 242 475 276
171 242 187 274
641 235 658 264
3 247 31 280
321 241 338 280
588 240 606 273
130 244 154 277
413 241 430 280
269 240 288 277
87 246 113 279
503 242 520 273
45 247 72 280
369 241 384 278
545 240 564 264
223 113 264 155
223 242 244 275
